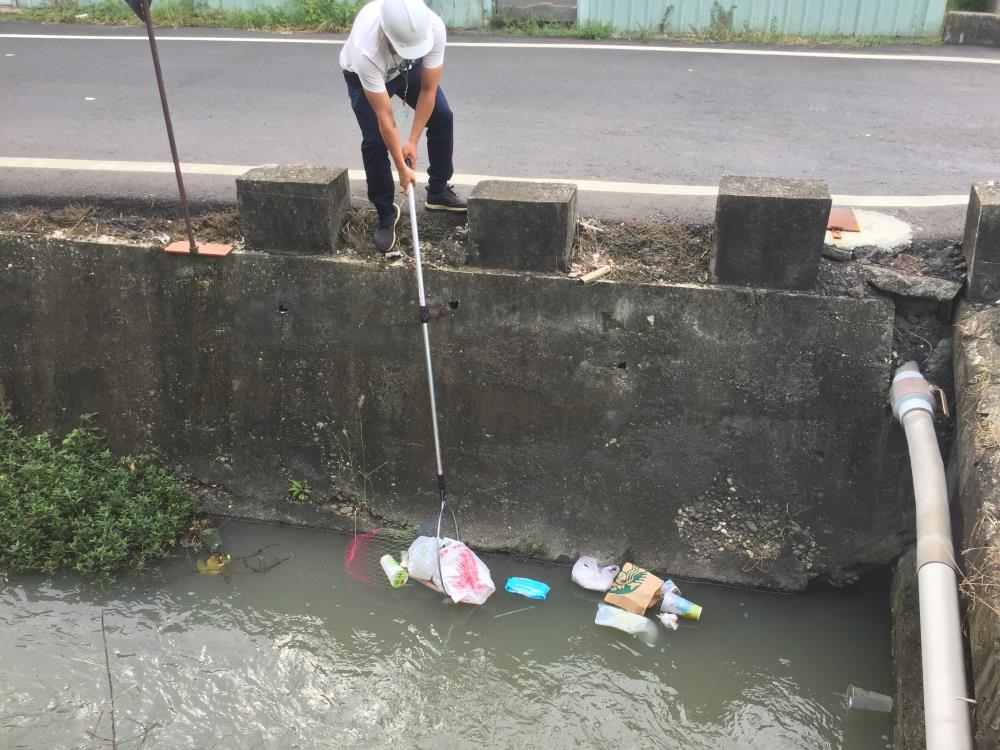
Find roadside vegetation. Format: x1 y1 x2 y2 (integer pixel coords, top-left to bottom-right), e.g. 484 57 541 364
486 4 942 46
487 11 614 40
9 0 364 33
0 414 196 578
7 0 950 46
947 0 991 10
602 1 944 46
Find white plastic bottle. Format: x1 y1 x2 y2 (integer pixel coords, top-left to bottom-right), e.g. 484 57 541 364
594 603 657 639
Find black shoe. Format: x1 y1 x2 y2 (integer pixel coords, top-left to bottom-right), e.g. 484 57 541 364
373 203 400 253
425 185 467 213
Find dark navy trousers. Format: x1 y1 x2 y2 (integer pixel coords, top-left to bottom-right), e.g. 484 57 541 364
344 62 454 219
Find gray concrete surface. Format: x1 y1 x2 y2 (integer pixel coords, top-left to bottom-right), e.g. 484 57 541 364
955 304 1000 749
237 165 350 254
0 231 912 591
1 22 1000 238
863 265 963 302
964 180 1000 303
891 546 924 750
945 11 1000 48
468 180 576 270
496 1 576 23
711 176 830 290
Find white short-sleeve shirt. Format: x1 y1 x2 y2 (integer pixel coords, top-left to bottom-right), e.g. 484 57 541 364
340 0 447 94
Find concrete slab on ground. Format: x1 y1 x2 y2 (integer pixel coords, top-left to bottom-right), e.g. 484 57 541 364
825 210 913 256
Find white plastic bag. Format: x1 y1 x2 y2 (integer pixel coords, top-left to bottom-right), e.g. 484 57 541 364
406 536 440 581
433 538 495 605
594 603 657 638
657 612 679 631
572 556 621 592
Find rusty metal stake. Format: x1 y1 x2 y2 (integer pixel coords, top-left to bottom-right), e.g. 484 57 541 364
139 0 197 254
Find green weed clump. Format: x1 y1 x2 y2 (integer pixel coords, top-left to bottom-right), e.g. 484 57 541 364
13 0 364 33
488 11 613 40
947 0 991 11
0 414 195 578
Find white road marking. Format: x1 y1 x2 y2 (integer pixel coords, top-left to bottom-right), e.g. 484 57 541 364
0 156 970 208
1 31 999 65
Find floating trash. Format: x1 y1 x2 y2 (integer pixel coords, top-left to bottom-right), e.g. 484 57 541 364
594 603 657 638
380 555 408 588
571 556 620 592
505 577 550 600
661 579 703 621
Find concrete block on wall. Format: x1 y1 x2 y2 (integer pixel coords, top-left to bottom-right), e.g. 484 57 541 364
964 181 1000 304
944 11 1000 48
495 0 577 23
711 176 831 290
237 165 350 255
467 180 577 271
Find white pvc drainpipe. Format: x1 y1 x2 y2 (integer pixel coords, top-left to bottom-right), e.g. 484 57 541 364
890 362 973 750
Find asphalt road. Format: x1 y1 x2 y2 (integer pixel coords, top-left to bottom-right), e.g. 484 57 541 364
2 22 1000 234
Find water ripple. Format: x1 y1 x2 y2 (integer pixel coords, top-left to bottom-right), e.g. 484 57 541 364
0 523 892 749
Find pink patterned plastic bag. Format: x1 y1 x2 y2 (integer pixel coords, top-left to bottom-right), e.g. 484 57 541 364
433 538 495 605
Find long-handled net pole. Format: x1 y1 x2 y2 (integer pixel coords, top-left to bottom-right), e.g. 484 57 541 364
405 189 459 590
138 0 197 254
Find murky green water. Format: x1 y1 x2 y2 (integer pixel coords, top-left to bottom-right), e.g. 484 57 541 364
1 521 892 749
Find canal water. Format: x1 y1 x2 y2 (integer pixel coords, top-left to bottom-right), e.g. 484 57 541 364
1 520 893 749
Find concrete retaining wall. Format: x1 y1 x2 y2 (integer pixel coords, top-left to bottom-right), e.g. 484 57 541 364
891 547 924 750
954 304 1000 747
495 0 575 23
0 231 912 591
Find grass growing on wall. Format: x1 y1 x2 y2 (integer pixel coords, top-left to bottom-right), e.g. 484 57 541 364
0 414 196 578
486 2 939 47
947 0 991 11
626 0 941 45
11 0 364 32
488 11 615 40
663 27 940 46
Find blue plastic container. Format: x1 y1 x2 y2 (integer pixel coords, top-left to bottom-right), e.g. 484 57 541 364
504 577 550 600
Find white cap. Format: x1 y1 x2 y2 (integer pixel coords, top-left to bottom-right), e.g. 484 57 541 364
381 0 434 60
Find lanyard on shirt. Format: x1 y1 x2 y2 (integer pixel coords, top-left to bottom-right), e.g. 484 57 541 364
388 57 413 94
390 57 414 129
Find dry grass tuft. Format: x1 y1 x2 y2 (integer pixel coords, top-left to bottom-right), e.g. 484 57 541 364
48 204 94 231
962 506 1000 620
193 211 242 243
571 218 711 284
0 204 244 244
339 205 468 267
340 207 382 259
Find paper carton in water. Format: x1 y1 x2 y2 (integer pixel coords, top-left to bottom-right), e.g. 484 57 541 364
603 562 664 615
